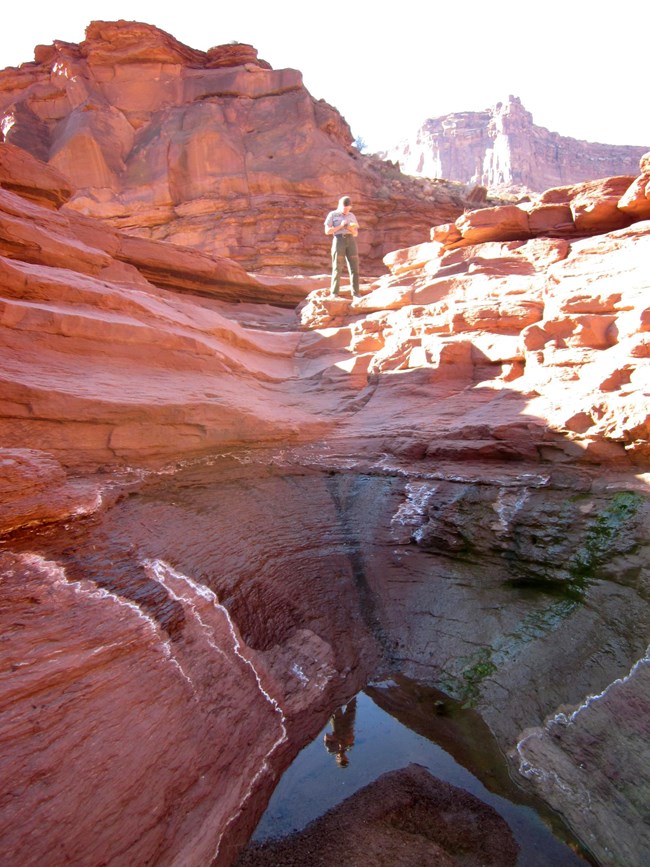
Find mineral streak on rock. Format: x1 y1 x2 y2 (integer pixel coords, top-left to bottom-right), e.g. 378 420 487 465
1 40 650 867
0 551 289 867
382 95 649 197
515 649 650 867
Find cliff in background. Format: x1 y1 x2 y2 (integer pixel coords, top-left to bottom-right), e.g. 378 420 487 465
0 20 477 276
381 96 649 197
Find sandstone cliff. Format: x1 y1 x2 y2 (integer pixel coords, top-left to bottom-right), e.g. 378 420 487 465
381 95 649 197
0 20 477 275
1 115 650 867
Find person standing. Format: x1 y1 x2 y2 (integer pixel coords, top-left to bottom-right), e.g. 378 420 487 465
324 196 360 297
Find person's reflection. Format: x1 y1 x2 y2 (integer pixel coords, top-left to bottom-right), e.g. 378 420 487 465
323 697 357 767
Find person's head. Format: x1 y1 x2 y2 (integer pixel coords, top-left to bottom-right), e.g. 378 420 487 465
338 195 352 213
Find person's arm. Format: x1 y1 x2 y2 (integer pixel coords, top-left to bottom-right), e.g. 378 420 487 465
326 212 351 235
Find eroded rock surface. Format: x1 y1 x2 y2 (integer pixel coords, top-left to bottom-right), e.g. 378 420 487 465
1 135 650 866
516 653 650 867
1 550 292 867
0 465 380 867
0 21 476 275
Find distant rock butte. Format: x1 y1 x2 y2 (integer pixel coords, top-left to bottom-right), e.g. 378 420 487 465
381 95 649 197
0 20 477 275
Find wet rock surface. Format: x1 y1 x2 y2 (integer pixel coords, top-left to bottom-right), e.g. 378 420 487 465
0 548 292 866
236 763 520 866
2 104 650 866
3 458 648 865
516 655 650 866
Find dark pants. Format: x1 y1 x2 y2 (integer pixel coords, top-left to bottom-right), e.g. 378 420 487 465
331 234 360 296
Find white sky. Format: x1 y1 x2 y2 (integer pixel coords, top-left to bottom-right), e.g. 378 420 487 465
1 0 648 153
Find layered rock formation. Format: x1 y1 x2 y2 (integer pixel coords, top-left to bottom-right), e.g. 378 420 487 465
1 132 650 867
381 96 649 197
0 20 477 275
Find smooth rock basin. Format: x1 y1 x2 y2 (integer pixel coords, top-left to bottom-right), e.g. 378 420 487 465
241 680 593 866
2 450 649 866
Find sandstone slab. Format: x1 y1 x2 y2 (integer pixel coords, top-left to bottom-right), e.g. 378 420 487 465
455 204 530 245
618 155 650 219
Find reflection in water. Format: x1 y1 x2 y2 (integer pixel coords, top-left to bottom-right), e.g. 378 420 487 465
252 680 594 867
323 697 357 767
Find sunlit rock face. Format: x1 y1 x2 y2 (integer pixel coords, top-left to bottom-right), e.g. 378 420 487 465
0 20 475 275
2 143 650 866
382 96 649 197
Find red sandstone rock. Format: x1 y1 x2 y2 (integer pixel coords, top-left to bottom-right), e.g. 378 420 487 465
0 449 106 533
383 241 443 275
0 136 646 488
0 163 338 470
0 21 473 276
205 43 272 70
430 221 462 245
352 280 415 313
618 154 650 219
2 99 650 867
299 210 650 465
516 658 650 867
433 167 649 254
526 202 575 235
0 551 294 867
568 176 635 233
82 19 206 66
455 205 531 245
0 165 310 306
0 141 72 207
436 237 569 274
